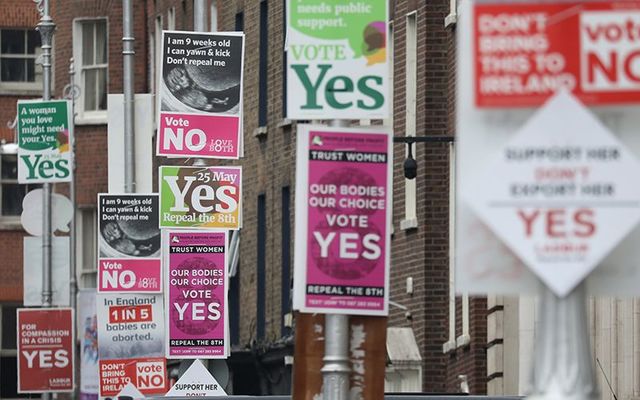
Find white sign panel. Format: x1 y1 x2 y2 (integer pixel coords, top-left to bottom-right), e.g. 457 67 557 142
456 0 640 296
465 91 640 297
23 237 70 306
166 360 226 397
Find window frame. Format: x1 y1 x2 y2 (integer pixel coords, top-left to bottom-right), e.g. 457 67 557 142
0 28 44 94
77 207 98 288
0 146 40 225
400 11 418 231
73 17 109 125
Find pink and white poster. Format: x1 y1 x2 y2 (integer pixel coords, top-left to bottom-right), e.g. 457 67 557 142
157 31 244 159
98 194 161 293
165 231 228 358
293 125 392 316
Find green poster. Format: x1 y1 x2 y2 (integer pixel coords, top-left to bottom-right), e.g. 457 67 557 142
287 0 389 120
17 99 73 183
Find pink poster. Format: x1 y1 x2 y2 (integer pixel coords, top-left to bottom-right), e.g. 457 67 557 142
157 31 244 159
294 125 392 316
165 231 228 358
97 194 162 293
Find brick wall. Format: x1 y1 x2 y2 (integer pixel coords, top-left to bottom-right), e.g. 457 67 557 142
0 0 43 302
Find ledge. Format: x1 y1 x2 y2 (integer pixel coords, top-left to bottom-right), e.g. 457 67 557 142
456 334 471 349
445 13 458 28
0 219 24 231
400 218 418 231
75 115 108 126
253 126 268 138
277 118 293 129
443 339 456 354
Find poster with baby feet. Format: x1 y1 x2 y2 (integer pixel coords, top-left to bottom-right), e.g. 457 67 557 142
97 194 162 293
157 31 245 159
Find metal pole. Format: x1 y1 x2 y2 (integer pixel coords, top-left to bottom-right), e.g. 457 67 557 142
322 120 350 400
67 57 78 400
37 0 54 307
527 283 598 400
36 2 55 400
123 0 135 192
192 0 207 168
194 0 208 32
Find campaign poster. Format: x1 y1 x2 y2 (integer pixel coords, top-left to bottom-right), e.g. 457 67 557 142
286 0 389 120
474 1 640 107
159 166 242 230
17 99 73 183
78 290 99 400
98 194 162 293
293 125 392 316
96 294 166 396
165 231 228 359
17 308 74 393
158 31 244 159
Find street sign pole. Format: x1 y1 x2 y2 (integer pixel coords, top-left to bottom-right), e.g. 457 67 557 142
322 120 351 400
528 284 598 400
66 57 79 400
193 0 207 171
35 2 55 400
123 0 135 192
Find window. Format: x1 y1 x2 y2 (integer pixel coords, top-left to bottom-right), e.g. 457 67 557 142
74 19 108 122
258 1 268 127
0 29 42 92
257 194 266 340
78 208 97 288
152 15 163 113
0 150 40 218
167 7 176 30
443 142 469 352
401 12 418 231
235 11 244 32
281 187 291 336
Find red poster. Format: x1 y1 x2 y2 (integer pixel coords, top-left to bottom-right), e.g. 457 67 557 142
474 1 640 107
17 308 74 393
99 358 167 397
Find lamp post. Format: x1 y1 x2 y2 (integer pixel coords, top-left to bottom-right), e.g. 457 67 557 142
123 0 135 192
34 1 55 399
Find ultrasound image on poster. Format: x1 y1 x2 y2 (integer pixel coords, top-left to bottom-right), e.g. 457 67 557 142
161 31 244 115
98 194 160 258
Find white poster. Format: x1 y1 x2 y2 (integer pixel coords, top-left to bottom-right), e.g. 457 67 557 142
456 0 640 296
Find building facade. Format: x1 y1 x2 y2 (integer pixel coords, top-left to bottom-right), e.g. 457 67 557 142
0 0 488 396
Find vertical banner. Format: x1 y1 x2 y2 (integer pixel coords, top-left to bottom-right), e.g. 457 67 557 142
165 230 228 358
293 125 392 316
96 294 166 397
78 290 99 400
157 31 245 159
286 0 389 120
17 99 73 183
17 308 74 393
159 166 242 229
98 194 161 293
